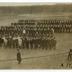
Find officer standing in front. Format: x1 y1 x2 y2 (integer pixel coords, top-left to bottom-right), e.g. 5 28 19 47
17 48 22 64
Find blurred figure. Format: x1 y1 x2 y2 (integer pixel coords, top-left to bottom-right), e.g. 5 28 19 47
67 49 72 68
17 48 22 64
61 63 64 67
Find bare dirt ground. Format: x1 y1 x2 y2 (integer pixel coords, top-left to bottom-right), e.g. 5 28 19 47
0 33 72 69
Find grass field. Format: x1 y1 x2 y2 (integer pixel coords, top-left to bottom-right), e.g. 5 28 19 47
0 33 72 69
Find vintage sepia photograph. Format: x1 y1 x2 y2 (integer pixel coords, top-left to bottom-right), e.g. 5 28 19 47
0 3 72 69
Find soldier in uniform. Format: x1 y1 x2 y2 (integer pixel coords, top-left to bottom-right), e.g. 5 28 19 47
17 48 22 64
67 49 72 68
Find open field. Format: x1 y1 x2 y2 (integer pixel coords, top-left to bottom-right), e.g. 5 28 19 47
0 33 72 69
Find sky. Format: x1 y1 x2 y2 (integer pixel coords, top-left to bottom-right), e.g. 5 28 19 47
0 3 57 6
0 2 71 6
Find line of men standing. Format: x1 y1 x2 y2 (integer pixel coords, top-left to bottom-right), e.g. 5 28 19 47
0 27 56 50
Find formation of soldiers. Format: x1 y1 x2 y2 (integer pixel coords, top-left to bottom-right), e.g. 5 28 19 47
11 19 72 33
0 19 61 49
0 18 72 49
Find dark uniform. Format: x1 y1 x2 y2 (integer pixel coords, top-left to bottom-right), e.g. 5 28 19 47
17 51 22 64
67 49 72 68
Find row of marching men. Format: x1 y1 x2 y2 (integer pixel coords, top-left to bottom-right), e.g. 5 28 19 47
1 19 72 33
0 35 56 50
11 19 72 33
0 28 56 50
